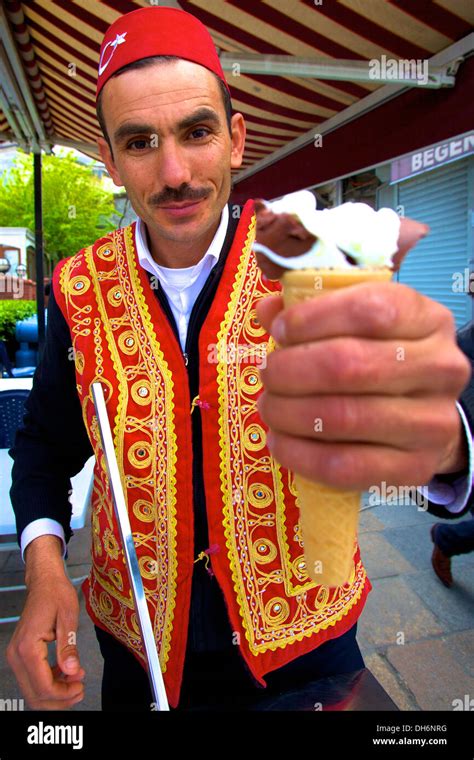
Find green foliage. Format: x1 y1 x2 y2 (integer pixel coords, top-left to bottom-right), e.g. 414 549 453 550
0 300 36 341
0 150 118 267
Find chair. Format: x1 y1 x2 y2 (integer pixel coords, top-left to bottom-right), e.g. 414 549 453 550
0 340 35 379
0 387 94 623
0 388 30 622
0 389 30 449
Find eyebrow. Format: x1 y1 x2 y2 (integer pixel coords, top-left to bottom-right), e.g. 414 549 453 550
113 107 222 145
177 107 221 131
113 122 155 144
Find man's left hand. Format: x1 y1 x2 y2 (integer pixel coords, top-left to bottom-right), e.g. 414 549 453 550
256 282 471 489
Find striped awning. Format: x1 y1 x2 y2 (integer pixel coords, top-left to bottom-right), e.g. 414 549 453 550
1 0 474 182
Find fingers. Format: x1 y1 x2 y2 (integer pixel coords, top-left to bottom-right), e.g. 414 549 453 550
260 335 470 397
392 218 429 272
7 633 84 710
265 431 442 489
266 282 454 345
258 394 460 452
56 605 82 678
256 294 284 333
6 580 85 711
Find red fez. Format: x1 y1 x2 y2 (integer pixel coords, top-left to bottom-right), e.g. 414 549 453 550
96 7 230 100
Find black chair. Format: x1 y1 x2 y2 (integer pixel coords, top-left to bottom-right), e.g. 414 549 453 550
0 389 30 449
0 340 35 379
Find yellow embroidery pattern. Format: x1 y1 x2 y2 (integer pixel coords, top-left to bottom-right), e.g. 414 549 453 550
59 227 179 670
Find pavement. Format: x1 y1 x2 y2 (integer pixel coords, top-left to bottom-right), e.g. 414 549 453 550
0 498 473 712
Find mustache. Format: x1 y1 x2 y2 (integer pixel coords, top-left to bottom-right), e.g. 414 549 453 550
149 184 211 206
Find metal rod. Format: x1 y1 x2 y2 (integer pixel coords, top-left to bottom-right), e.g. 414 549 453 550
218 52 457 88
33 151 45 358
91 382 169 711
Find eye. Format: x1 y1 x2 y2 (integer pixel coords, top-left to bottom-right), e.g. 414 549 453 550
127 138 150 151
189 127 210 140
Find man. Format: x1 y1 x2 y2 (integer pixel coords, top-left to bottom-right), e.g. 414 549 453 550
6 7 473 711
431 318 474 587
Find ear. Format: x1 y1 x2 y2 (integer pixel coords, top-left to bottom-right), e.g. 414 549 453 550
97 136 123 187
230 112 246 171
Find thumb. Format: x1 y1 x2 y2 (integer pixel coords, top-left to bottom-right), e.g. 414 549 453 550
255 294 284 334
56 610 81 676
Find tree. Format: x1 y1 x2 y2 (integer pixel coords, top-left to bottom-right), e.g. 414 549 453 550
0 150 118 267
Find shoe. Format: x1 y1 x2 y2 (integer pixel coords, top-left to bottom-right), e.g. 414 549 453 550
430 524 453 588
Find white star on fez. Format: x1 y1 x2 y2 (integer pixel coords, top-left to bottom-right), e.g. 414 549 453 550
112 32 127 49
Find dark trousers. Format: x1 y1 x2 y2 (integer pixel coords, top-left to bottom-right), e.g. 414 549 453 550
95 623 364 711
435 517 474 557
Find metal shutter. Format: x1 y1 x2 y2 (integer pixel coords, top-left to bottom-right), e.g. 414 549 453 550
396 158 472 328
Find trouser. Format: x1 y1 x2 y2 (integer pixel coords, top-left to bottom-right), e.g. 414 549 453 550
434 517 474 557
94 622 364 711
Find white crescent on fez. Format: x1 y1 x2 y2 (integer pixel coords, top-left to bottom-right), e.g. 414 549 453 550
99 32 128 76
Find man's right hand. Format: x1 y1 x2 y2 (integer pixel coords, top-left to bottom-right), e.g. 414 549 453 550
6 535 85 710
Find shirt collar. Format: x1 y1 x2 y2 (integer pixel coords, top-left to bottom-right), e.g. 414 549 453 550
135 204 229 285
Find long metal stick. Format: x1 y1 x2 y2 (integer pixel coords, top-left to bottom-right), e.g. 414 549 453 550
91 382 169 711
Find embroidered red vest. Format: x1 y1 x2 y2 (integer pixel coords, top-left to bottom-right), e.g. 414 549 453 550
53 200 371 708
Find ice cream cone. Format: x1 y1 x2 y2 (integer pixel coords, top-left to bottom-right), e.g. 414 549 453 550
282 267 393 586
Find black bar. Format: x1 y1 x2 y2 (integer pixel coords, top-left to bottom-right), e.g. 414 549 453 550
0 710 473 758
34 151 45 358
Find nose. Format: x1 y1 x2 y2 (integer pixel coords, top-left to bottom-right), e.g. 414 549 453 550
158 138 192 189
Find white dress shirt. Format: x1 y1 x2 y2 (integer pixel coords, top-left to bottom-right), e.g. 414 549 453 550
135 205 229 351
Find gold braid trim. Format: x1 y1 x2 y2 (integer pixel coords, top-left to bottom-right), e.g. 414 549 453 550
122 225 179 670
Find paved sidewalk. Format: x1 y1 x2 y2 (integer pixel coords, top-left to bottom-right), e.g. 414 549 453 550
0 500 473 711
357 500 474 710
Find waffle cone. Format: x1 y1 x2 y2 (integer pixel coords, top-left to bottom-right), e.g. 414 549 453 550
282 267 393 586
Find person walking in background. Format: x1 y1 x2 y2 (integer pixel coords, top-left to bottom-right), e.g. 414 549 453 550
431 317 474 587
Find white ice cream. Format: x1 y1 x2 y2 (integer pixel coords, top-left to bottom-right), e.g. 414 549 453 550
256 190 401 269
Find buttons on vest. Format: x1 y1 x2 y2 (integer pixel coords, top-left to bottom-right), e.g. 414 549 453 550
107 286 123 306
132 380 152 406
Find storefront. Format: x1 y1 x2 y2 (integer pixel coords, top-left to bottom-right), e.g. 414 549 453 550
390 132 474 329
311 131 474 330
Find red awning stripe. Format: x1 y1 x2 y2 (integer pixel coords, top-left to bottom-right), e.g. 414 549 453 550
100 0 140 15
389 0 471 40
181 0 373 101
228 71 360 113
229 86 321 123
309 2 432 60
51 0 112 35
225 0 381 62
48 106 97 142
43 79 97 117
38 63 96 106
45 90 98 131
27 20 99 81
4 0 54 136
23 5 101 61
